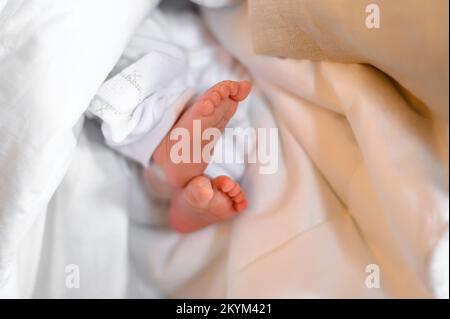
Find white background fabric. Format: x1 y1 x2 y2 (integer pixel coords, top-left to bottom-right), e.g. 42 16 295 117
0 0 448 298
0 0 158 297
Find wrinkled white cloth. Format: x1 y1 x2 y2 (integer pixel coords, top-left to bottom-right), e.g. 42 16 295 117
0 0 447 299
0 0 159 297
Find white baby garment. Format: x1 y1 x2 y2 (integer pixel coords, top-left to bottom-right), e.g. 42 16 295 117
87 0 252 181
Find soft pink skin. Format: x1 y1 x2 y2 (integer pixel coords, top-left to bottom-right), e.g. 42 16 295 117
152 80 252 188
168 175 248 233
152 80 252 233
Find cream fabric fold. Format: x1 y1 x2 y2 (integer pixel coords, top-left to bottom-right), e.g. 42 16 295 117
249 0 449 121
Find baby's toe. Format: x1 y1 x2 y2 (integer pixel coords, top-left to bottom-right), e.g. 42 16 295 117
212 175 236 193
232 192 246 203
234 200 248 212
231 80 251 102
231 187 247 212
225 81 239 96
210 80 238 98
208 90 222 106
227 183 241 197
218 84 230 98
211 175 248 214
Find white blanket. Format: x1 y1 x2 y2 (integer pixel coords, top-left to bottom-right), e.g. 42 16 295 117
0 0 448 298
0 0 158 297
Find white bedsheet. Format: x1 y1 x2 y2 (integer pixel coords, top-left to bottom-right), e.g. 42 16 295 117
0 0 448 298
0 0 158 297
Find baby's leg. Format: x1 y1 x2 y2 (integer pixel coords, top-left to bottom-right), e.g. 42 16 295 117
152 80 251 188
168 175 247 233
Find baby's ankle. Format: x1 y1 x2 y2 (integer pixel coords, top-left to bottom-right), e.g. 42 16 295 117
152 159 186 189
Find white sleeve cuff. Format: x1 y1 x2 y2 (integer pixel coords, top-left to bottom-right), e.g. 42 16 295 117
87 48 196 167
106 89 195 167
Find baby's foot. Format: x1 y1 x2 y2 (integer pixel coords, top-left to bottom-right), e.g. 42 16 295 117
168 175 247 233
153 80 251 188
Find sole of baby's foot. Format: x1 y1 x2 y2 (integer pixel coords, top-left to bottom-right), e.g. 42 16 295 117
152 80 252 188
168 175 247 233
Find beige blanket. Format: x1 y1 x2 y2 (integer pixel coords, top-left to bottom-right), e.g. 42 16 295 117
249 0 449 121
196 1 448 298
